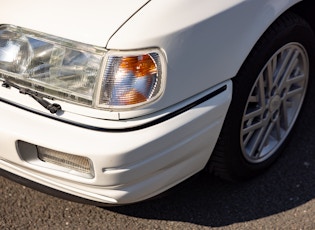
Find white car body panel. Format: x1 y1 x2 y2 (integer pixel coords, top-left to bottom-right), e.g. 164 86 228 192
109 0 302 119
0 0 308 204
0 0 149 47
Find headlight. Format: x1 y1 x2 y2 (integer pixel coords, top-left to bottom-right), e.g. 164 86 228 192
0 25 165 111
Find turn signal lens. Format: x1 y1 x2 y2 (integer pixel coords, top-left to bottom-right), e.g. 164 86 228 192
119 55 157 77
120 89 147 105
99 52 164 108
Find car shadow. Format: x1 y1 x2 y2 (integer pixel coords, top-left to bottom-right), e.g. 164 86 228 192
107 91 315 227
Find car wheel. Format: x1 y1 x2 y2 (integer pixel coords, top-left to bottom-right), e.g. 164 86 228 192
207 12 315 180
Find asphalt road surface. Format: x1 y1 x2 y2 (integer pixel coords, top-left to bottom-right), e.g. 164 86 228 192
1 94 315 229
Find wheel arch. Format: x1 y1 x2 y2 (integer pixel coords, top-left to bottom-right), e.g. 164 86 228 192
207 8 315 180
234 0 315 80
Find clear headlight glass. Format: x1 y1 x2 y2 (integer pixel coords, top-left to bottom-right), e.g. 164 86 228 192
0 25 165 110
0 25 104 106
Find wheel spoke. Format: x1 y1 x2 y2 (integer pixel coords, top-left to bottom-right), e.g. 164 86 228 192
248 94 259 103
243 130 254 146
248 126 267 158
287 73 305 85
273 49 294 88
243 121 264 135
278 51 299 91
257 121 275 154
244 108 264 121
286 87 304 99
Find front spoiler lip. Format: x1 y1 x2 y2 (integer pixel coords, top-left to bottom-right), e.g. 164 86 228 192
0 167 201 207
0 85 227 132
0 168 117 207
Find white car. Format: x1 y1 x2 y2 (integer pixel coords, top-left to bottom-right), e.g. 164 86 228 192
0 0 314 205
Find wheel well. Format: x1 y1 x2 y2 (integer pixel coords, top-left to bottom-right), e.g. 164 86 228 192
290 0 315 33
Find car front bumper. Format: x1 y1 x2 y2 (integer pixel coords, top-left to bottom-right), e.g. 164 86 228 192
0 81 232 205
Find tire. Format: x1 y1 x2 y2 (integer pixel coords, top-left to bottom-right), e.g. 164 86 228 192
207 12 315 181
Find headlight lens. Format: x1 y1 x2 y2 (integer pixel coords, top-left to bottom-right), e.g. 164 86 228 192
0 25 104 106
0 25 164 110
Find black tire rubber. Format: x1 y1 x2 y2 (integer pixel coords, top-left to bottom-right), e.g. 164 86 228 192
206 12 315 181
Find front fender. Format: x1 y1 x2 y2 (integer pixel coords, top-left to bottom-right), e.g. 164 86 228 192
107 0 302 116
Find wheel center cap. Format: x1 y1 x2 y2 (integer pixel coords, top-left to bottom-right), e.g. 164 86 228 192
270 95 281 112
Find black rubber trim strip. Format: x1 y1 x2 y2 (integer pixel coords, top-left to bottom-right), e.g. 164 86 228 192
0 85 227 132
